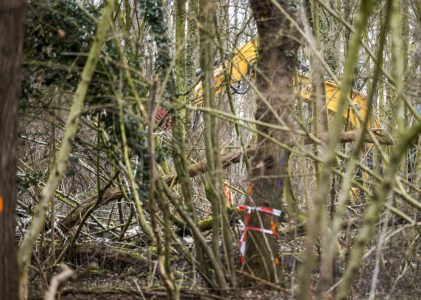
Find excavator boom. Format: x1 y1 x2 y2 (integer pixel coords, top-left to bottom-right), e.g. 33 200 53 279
193 40 379 130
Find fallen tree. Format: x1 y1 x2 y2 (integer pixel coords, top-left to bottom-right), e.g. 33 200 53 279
59 130 392 232
59 146 257 231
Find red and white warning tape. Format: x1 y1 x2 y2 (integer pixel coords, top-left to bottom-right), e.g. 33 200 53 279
238 205 282 217
237 205 281 265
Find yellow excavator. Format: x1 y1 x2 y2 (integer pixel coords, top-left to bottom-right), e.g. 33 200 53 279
193 39 380 130
190 39 382 204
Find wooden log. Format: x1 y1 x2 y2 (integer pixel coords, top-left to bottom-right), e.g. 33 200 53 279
59 130 392 231
59 147 257 231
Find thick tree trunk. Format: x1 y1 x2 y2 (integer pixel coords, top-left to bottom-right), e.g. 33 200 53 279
246 0 299 283
0 1 26 299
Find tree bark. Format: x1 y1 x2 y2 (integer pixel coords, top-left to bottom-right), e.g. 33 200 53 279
246 0 299 283
0 1 26 299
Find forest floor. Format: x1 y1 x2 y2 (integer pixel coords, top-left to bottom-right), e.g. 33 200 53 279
25 217 420 299
29 270 288 299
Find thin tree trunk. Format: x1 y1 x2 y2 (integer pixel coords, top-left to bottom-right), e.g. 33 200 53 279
174 0 196 214
0 1 26 299
298 1 375 297
18 1 115 298
199 0 231 288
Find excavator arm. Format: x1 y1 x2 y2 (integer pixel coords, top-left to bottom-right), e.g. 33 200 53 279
193 39 380 130
193 40 257 106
